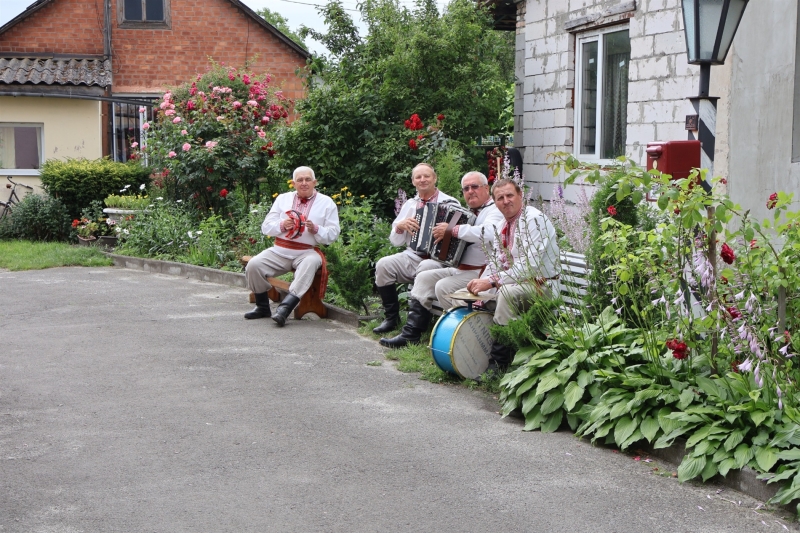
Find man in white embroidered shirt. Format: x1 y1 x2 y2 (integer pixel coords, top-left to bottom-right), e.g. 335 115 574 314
466 178 561 372
379 171 503 348
244 166 340 327
371 163 457 334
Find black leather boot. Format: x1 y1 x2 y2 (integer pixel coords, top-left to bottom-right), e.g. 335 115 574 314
486 341 515 373
379 298 432 348
272 293 301 327
372 284 400 334
244 292 272 319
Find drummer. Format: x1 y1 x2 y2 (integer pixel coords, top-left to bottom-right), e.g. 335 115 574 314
465 178 561 372
379 171 502 348
371 163 458 335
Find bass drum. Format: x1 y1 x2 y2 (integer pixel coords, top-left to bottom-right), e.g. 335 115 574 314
429 307 493 379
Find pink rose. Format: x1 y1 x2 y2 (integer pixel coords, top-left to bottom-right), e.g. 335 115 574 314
181 129 188 135
233 101 242 109
205 141 218 149
142 123 150 130
182 143 191 152
130 142 138 148
172 117 182 124
247 100 258 107
258 130 266 138
139 106 147 113
165 109 175 116
168 151 177 158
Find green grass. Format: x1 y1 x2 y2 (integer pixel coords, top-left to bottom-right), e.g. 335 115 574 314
0 240 113 271
359 317 505 392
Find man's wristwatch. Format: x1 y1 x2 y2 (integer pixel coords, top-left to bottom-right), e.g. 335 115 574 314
490 280 497 288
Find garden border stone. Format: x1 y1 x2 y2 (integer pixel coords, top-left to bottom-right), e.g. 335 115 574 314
103 253 363 327
103 252 784 509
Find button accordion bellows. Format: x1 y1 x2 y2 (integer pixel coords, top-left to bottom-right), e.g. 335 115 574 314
408 201 476 267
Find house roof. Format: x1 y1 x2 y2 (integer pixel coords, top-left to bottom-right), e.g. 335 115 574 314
0 0 311 60
0 57 112 87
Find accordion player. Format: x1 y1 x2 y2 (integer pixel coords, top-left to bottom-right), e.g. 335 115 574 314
409 201 476 267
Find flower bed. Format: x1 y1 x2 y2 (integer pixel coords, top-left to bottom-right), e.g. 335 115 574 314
497 154 800 513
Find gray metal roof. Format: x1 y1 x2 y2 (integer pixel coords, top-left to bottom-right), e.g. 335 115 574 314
0 57 112 87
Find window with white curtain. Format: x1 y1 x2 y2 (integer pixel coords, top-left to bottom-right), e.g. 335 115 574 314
574 27 630 160
0 124 43 172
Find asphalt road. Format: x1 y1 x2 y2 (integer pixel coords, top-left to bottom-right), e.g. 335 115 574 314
1 266 796 532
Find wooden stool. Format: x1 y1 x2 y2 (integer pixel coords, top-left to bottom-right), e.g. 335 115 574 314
241 255 328 320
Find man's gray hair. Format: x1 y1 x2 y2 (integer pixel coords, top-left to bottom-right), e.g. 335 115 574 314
293 166 316 181
461 171 488 187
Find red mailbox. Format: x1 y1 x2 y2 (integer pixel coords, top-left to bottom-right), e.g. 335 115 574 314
646 140 701 180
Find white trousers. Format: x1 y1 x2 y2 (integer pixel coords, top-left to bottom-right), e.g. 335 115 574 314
412 265 482 311
374 252 424 287
245 247 322 298
484 281 555 326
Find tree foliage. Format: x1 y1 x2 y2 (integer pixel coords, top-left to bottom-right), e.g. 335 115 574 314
256 7 308 50
271 0 513 214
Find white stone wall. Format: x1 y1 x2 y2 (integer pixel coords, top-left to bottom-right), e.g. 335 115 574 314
516 0 698 203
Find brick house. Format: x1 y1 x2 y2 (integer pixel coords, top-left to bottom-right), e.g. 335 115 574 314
0 0 309 190
509 0 799 222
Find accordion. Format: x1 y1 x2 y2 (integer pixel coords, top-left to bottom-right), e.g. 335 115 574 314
409 201 476 267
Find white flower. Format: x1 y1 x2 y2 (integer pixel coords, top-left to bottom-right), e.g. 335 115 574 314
124 184 131 189
156 197 163 201
188 231 193 238
140 184 146 190
196 231 202 235
176 199 182 203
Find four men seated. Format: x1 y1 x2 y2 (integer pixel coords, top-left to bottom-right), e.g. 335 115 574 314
245 162 561 377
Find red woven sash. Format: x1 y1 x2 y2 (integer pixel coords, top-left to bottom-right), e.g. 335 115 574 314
275 238 329 299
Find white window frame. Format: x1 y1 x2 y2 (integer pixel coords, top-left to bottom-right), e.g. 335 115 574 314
573 25 630 163
0 123 44 176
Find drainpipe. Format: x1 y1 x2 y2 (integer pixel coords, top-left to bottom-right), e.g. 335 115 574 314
103 0 113 158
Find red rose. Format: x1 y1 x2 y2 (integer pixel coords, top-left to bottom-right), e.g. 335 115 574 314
219 189 228 198
726 306 742 320
437 114 445 121
72 219 80 228
666 339 688 360
417 134 424 140
607 205 617 216
767 192 778 209
187 100 196 111
409 139 418 150
720 243 735 264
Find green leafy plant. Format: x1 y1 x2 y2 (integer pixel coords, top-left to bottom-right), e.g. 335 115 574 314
40 158 151 219
0 193 71 242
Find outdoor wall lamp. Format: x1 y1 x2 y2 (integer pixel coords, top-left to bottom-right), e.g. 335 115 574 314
681 0 749 97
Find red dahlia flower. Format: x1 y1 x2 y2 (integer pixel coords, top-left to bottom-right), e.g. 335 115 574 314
720 243 735 264
666 339 688 359
219 189 228 198
767 192 778 209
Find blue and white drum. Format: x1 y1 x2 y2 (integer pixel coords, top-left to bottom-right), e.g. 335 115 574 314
429 307 494 379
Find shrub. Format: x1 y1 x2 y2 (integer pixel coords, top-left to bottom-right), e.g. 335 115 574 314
115 199 198 259
141 61 290 211
40 158 151 219
0 194 71 241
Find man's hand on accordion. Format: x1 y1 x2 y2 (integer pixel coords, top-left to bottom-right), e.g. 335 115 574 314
397 217 420 234
431 222 449 244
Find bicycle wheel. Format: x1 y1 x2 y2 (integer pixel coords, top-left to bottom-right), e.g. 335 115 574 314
0 201 10 220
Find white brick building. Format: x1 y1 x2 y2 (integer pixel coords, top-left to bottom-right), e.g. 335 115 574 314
511 0 800 222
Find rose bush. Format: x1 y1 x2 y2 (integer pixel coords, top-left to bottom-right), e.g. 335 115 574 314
139 62 291 212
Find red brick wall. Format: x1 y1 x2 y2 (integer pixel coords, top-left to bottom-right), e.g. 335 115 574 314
0 0 105 55
112 0 307 102
0 0 307 101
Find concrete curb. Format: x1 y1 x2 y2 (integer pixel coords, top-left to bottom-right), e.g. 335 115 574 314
104 253 364 327
104 252 786 508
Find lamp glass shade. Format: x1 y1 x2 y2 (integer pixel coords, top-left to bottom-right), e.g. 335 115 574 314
682 0 748 64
